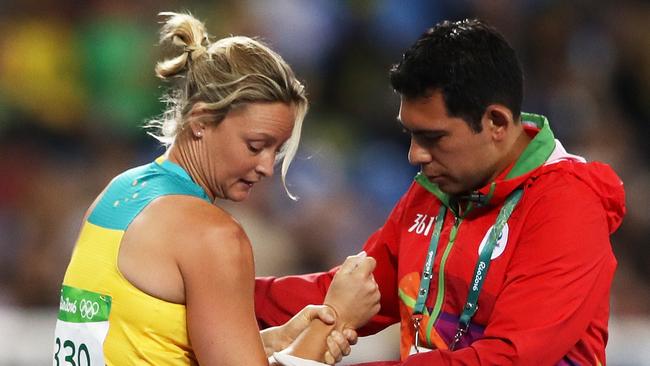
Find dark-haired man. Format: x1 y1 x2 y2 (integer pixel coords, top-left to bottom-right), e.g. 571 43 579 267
255 19 625 365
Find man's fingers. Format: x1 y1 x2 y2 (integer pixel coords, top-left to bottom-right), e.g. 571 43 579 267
332 331 350 356
324 350 336 365
343 328 359 345
325 336 342 363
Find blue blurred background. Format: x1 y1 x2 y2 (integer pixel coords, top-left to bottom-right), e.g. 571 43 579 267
0 0 649 364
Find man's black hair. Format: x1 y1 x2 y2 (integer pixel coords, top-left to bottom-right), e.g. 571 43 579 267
389 19 523 132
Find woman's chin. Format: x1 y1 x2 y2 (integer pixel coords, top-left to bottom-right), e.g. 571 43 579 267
226 188 252 202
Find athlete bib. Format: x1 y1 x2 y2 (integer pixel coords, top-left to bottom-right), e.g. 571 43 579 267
53 285 112 366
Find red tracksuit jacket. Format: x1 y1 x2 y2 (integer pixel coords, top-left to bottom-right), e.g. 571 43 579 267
255 114 625 365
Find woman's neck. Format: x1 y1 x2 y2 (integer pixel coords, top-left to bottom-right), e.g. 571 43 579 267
167 136 217 202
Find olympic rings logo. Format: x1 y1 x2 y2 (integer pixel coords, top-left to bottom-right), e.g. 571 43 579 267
79 299 100 319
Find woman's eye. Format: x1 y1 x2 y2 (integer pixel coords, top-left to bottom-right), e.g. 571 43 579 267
247 143 263 153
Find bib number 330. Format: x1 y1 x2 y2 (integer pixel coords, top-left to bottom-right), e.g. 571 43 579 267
53 285 112 366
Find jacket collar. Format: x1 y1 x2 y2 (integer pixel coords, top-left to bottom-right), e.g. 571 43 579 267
415 112 556 213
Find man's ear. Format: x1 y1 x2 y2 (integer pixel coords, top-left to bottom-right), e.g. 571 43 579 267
483 104 514 141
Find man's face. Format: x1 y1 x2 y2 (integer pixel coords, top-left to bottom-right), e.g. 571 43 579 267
398 91 500 195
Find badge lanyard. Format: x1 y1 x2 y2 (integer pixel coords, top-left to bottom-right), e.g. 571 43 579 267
412 189 523 352
411 204 447 352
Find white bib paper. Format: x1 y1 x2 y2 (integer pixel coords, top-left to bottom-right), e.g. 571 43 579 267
53 285 112 366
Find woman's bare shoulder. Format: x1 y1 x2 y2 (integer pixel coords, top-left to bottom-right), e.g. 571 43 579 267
141 195 252 266
142 195 246 239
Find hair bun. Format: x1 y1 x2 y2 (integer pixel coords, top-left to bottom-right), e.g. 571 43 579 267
155 12 209 79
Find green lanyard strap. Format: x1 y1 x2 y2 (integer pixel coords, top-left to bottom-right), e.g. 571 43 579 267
413 204 447 317
449 188 523 350
411 203 447 352
411 189 524 352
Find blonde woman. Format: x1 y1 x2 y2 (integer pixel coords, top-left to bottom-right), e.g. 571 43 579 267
53 12 380 366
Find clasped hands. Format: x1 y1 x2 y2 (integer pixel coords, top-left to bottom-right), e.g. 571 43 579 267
262 252 381 364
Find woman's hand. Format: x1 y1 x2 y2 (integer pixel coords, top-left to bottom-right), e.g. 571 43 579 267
261 305 358 364
323 252 381 330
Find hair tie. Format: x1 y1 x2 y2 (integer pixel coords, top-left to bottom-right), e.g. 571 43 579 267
185 45 207 61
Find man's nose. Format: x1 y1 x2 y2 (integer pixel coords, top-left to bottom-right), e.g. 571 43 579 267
408 139 431 166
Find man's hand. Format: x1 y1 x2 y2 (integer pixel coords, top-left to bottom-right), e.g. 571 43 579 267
324 328 358 364
261 305 358 364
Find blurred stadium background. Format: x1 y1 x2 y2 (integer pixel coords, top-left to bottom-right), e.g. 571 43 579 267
0 0 648 364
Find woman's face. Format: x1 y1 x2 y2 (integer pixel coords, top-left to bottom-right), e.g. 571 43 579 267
199 102 295 202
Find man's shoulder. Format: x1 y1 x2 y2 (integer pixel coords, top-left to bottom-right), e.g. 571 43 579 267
528 159 622 193
525 160 625 232
530 161 578 183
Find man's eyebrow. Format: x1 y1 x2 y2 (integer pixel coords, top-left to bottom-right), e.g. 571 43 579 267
396 118 445 136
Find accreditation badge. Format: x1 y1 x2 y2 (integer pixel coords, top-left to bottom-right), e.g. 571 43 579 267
409 345 433 356
53 285 112 366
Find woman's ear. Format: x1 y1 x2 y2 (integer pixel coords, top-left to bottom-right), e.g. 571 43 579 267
188 117 205 138
192 126 204 138
187 102 209 138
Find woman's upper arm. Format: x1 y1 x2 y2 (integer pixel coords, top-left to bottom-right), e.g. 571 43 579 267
176 209 268 366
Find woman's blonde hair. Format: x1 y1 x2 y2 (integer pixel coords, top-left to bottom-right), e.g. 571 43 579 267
148 12 308 198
